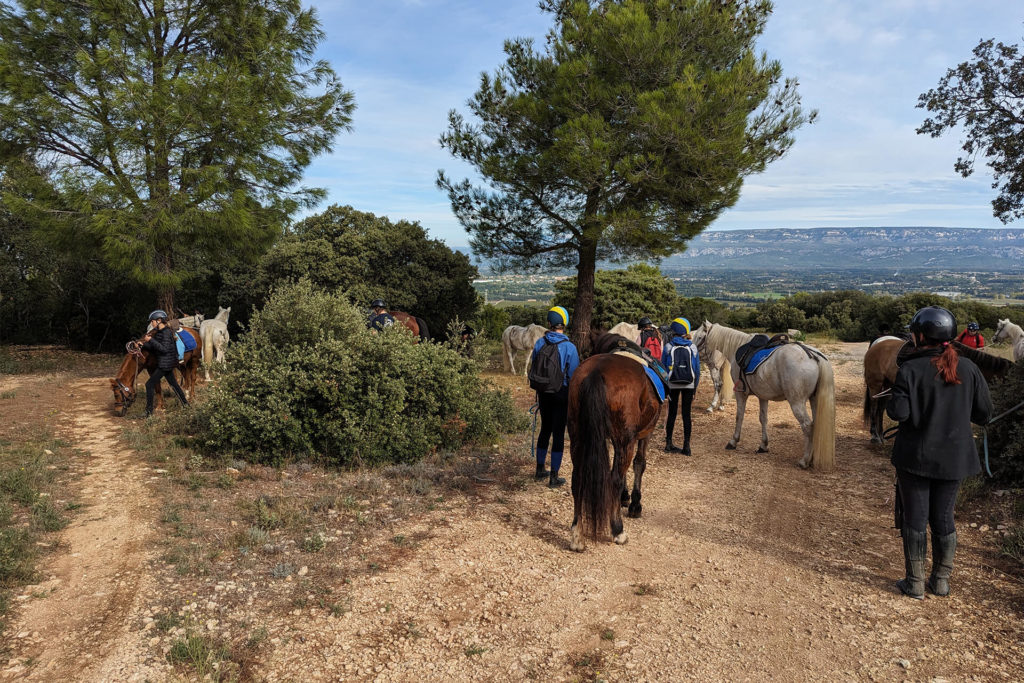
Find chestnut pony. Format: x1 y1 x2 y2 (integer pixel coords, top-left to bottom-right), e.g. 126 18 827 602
568 336 663 552
391 311 430 343
109 327 202 416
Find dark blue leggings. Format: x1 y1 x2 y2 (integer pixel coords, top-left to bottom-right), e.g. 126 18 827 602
897 470 960 535
536 388 568 455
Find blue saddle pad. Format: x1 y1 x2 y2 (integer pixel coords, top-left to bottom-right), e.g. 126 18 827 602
745 346 779 374
178 329 198 352
644 365 667 403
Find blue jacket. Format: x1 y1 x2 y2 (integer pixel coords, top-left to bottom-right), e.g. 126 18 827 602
662 336 700 389
533 331 580 387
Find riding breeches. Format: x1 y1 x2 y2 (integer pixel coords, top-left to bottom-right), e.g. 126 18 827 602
536 387 569 455
146 368 188 413
897 470 960 535
666 388 695 442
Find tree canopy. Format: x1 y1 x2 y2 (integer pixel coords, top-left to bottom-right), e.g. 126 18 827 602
0 0 354 311
438 0 812 349
228 205 480 336
918 38 1024 223
552 263 679 328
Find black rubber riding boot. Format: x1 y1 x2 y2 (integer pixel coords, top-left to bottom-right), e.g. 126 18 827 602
927 531 956 597
534 464 549 481
896 529 927 600
681 440 691 457
548 470 566 488
665 434 682 453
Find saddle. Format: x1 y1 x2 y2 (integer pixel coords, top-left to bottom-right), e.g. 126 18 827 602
735 333 790 375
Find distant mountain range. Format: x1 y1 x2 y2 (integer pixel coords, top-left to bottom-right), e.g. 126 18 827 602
460 227 1024 271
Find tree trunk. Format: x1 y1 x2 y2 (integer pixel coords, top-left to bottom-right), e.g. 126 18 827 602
571 237 598 356
158 287 175 317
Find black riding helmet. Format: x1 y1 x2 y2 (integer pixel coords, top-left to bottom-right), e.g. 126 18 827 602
909 306 957 343
370 298 386 309
638 316 653 327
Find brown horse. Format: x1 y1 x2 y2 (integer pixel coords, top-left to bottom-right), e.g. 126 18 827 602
108 327 202 416
391 311 430 343
863 336 1012 443
567 352 663 552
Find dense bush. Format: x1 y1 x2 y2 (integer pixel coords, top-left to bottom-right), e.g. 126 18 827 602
185 281 524 465
502 304 547 328
985 360 1024 487
474 304 511 341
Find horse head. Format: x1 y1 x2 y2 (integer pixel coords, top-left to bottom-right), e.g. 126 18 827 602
109 376 136 417
993 318 1010 343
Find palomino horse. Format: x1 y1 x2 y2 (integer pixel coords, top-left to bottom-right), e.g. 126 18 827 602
109 327 202 415
500 324 546 374
863 336 1013 444
391 311 430 343
691 321 836 471
200 306 231 379
568 352 663 551
994 318 1024 362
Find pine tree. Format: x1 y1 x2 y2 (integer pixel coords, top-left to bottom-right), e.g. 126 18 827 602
438 0 812 350
0 0 355 312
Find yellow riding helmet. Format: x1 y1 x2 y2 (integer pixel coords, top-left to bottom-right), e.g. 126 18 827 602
671 317 691 335
547 306 569 327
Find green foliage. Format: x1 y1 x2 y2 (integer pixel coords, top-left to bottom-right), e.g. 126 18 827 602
755 301 806 331
185 281 523 465
474 304 511 341
224 205 480 337
439 0 812 339
553 264 680 328
503 304 547 329
0 0 354 307
985 360 1024 487
918 38 1024 222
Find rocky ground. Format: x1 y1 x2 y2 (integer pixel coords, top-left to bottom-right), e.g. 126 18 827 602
1 342 1022 681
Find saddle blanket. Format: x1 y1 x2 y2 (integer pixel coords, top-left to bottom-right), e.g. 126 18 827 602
175 329 198 362
644 365 666 403
744 346 781 375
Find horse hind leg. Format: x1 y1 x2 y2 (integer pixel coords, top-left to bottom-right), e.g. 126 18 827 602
610 442 633 545
789 398 814 469
727 391 747 449
569 465 585 552
707 366 721 413
627 439 648 519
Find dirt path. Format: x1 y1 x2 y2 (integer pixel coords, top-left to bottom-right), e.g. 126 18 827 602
2 379 159 682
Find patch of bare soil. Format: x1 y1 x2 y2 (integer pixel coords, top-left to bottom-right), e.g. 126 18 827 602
4 343 1024 681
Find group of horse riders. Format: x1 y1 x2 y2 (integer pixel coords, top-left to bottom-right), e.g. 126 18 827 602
528 308 704 489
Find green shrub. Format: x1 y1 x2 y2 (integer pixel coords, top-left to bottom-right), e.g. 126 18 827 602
984 359 1024 487
184 281 524 465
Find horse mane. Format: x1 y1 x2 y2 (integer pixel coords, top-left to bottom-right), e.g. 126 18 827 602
706 322 753 357
953 341 1012 379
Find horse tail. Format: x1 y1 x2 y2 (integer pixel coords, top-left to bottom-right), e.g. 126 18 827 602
573 369 613 541
415 317 430 342
720 359 734 403
811 357 836 472
862 385 872 424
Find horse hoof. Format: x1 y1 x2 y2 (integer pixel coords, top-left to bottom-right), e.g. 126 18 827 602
614 531 629 545
797 459 810 469
569 540 585 552
705 407 714 414
627 504 642 519
725 443 736 450
756 446 769 454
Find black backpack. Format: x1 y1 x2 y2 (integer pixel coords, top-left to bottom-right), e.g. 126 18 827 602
669 345 695 385
529 339 567 393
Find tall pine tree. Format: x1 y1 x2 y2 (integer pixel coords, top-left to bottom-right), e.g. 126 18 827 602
0 0 354 312
438 0 812 350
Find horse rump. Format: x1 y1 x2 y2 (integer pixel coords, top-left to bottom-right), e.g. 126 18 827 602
570 368 614 541
414 317 430 343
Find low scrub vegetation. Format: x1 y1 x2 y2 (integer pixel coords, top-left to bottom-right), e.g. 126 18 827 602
182 280 524 466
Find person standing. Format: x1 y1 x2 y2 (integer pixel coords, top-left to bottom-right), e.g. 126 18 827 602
636 317 662 359
956 321 985 349
662 317 700 455
141 310 189 417
367 298 395 332
887 306 992 599
528 306 580 487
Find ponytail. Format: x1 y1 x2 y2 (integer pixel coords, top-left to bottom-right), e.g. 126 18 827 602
932 341 961 385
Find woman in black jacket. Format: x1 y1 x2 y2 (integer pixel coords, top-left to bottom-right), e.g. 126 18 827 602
141 310 189 417
887 306 992 599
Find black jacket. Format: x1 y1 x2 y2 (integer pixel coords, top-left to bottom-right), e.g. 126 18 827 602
887 348 993 480
143 326 178 371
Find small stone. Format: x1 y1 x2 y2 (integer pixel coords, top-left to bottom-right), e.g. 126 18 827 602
298 566 308 577
44 449 53 455
979 525 990 532
226 467 240 476
206 619 218 631
897 659 911 670
149 637 160 647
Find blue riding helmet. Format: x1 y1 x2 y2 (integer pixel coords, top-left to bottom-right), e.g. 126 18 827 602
670 317 691 336
149 309 168 321
967 321 980 332
547 306 569 328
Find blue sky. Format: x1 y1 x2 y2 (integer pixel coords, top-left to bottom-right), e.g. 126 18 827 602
305 1 1024 245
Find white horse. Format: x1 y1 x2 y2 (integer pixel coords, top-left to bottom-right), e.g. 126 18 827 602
501 324 547 375
690 320 836 471
993 318 1024 362
176 313 204 328
609 321 639 341
200 306 231 380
